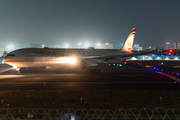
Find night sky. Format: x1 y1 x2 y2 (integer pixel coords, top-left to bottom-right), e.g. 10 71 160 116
0 0 180 48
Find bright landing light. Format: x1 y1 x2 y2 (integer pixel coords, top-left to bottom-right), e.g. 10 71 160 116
69 57 77 64
12 65 19 71
56 57 77 64
12 65 17 69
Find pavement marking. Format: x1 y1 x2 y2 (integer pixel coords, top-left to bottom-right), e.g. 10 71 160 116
0 82 175 85
156 72 180 83
0 68 13 74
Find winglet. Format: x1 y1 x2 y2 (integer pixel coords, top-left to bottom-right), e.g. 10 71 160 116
120 28 136 52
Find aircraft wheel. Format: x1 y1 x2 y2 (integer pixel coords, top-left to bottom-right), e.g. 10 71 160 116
90 70 95 73
16 71 21 75
16 68 21 75
97 69 101 73
96 69 101 73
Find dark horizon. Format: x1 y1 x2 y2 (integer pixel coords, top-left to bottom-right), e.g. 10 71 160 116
0 0 180 48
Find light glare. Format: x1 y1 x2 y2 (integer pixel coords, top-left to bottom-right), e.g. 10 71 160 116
56 57 77 64
84 43 90 48
6 45 14 49
13 65 17 69
65 44 69 48
69 57 77 64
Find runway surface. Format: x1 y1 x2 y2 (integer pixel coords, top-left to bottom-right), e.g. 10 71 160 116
0 67 180 90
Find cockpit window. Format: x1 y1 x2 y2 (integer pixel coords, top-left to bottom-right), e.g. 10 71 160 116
7 54 15 56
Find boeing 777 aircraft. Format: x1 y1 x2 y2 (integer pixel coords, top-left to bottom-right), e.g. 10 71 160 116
4 28 136 74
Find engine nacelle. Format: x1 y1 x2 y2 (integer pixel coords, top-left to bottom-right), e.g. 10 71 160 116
79 60 98 71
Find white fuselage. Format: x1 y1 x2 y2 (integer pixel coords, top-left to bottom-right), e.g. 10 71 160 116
4 48 129 68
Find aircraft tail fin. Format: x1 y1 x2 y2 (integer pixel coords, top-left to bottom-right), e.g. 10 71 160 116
120 28 136 53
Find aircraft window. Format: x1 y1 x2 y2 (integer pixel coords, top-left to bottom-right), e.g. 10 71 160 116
7 54 15 56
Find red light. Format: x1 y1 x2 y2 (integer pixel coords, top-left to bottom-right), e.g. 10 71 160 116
169 49 173 53
124 62 126 64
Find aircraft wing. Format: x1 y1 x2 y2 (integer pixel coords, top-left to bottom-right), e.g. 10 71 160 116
81 51 146 60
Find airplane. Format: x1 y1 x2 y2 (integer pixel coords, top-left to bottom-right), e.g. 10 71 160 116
3 28 136 74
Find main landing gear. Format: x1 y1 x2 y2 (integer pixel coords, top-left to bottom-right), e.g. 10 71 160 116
16 68 21 75
90 69 101 73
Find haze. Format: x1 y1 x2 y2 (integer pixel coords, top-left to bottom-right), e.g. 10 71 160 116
0 0 180 48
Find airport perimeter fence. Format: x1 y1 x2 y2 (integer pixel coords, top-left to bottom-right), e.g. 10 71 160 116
0 107 180 120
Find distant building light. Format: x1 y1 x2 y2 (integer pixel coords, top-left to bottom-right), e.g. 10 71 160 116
96 43 101 47
84 43 90 48
131 57 137 60
134 44 139 47
156 57 161 60
165 57 169 60
105 43 109 45
6 45 14 49
166 42 170 44
174 57 179 60
148 57 152 60
65 44 69 48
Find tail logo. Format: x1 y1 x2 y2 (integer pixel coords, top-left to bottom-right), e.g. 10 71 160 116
127 41 132 50
127 41 132 46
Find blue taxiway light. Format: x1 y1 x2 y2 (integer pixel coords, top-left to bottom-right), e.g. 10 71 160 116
153 67 156 70
157 68 159 70
177 73 179 75
172 72 174 74
140 63 142 65
161 69 163 72
26 68 28 70
137 63 139 64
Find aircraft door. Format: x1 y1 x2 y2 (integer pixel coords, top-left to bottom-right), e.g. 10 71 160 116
24 53 29 60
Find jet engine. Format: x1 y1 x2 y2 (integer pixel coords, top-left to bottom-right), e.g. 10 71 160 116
78 60 98 71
